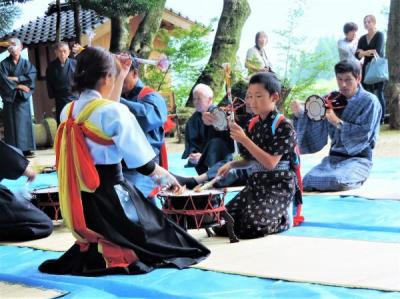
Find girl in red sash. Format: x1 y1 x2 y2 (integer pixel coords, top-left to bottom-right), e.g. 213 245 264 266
39 47 209 276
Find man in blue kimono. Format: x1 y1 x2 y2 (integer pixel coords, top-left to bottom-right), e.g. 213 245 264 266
0 140 53 241
291 59 381 191
120 56 168 198
46 42 76 125
182 83 234 175
0 38 36 157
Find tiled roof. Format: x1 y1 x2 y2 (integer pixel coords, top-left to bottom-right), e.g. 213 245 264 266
0 4 107 46
165 7 199 25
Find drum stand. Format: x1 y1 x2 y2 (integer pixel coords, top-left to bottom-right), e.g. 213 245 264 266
159 191 239 243
31 188 61 221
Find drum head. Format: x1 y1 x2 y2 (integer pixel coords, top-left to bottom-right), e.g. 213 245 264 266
31 186 59 194
211 108 228 131
305 95 326 121
158 189 223 198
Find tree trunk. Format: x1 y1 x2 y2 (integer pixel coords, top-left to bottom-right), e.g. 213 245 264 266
109 16 124 53
386 0 400 129
55 0 61 42
72 0 81 44
186 0 250 106
129 0 166 58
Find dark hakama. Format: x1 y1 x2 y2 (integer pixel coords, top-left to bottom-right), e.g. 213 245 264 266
39 164 210 275
0 141 53 241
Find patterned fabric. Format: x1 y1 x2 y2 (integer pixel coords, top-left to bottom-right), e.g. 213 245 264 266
294 86 381 191
302 156 372 191
225 111 296 238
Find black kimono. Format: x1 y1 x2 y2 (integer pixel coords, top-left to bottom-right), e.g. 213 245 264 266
0 140 53 241
182 105 234 174
0 56 36 152
46 58 76 124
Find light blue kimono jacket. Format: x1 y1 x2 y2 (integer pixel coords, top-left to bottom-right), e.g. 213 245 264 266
294 86 381 191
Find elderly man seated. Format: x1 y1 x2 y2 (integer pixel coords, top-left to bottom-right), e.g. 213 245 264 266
182 83 234 175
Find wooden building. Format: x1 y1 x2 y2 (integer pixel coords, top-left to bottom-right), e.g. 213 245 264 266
0 3 197 122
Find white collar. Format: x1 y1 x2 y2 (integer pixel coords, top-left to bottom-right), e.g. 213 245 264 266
78 89 103 102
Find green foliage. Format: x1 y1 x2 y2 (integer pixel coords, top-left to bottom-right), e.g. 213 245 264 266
273 0 337 114
0 2 20 36
381 4 389 34
141 23 212 107
76 0 163 18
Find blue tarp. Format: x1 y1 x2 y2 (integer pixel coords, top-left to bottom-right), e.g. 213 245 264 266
2 155 399 194
0 246 400 299
1 154 400 298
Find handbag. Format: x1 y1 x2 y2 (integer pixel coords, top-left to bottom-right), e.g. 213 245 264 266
364 54 389 84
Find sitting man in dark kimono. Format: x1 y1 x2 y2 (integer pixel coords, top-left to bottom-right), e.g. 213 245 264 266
0 140 53 241
46 42 77 125
0 38 37 157
119 56 169 198
182 83 234 175
291 59 381 191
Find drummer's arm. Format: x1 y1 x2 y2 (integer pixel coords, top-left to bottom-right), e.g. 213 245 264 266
217 159 252 177
325 109 342 128
290 100 304 118
229 121 281 170
202 111 215 126
23 165 37 182
240 139 282 171
229 159 252 169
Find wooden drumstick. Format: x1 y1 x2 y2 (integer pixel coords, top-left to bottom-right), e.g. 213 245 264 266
0 41 11 47
194 175 223 192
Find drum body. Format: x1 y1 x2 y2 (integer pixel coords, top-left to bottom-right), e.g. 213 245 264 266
158 190 226 230
31 187 61 221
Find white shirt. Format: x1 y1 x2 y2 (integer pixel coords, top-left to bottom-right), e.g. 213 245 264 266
245 46 272 72
60 89 155 168
337 38 358 62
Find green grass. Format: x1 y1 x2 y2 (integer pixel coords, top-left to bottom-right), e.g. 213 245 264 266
380 124 400 135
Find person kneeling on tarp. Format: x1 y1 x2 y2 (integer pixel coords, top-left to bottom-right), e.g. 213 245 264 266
0 140 53 241
214 72 300 239
38 47 209 276
291 59 381 191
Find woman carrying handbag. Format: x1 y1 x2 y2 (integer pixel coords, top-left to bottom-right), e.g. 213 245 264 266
356 14 386 124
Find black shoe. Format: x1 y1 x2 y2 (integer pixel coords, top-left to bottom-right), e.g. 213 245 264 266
23 150 35 158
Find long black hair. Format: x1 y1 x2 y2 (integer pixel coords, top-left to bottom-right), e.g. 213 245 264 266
73 47 118 92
